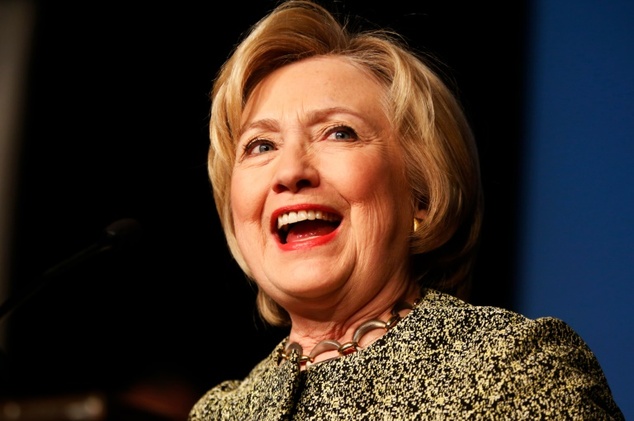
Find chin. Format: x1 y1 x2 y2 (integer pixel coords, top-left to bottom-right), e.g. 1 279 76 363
267 266 349 296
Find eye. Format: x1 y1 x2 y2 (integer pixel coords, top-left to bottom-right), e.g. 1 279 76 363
244 138 276 156
327 125 358 142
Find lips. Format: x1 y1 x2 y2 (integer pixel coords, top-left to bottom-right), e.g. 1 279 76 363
275 209 341 244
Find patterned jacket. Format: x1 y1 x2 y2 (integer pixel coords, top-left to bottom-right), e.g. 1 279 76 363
189 289 624 420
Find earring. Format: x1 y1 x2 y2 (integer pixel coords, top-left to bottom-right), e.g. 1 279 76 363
413 218 422 231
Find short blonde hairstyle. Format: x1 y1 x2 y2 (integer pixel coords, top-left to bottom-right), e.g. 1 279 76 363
208 0 483 326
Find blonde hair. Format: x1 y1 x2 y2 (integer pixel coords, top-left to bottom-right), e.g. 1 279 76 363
208 0 483 326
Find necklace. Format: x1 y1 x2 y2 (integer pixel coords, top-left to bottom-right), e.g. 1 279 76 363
278 298 419 367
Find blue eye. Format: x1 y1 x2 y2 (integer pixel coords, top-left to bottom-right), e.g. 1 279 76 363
244 139 275 155
330 126 358 141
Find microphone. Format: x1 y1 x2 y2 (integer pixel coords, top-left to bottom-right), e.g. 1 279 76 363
0 218 142 322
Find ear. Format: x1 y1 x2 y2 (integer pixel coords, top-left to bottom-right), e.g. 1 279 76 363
414 196 428 220
414 207 427 221
413 206 427 232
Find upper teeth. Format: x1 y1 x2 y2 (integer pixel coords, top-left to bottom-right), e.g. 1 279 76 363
277 210 337 229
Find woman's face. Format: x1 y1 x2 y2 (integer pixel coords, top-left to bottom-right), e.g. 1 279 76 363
231 56 416 313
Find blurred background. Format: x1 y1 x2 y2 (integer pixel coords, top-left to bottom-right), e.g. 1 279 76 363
0 0 631 419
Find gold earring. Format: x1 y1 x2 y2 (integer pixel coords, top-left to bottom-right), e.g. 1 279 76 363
413 218 422 231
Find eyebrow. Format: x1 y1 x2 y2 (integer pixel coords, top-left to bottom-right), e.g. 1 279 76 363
238 118 279 139
239 106 365 137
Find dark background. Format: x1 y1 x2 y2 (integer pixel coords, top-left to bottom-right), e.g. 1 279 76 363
1 0 528 418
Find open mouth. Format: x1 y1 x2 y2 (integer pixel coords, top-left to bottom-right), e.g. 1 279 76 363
276 210 341 244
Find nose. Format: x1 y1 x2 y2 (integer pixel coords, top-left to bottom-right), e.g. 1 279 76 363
272 142 319 193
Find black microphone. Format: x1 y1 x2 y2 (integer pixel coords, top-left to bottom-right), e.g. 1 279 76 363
0 218 142 322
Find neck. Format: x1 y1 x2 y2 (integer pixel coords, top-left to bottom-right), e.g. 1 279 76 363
281 287 420 367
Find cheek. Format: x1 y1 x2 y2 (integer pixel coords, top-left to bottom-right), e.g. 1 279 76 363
230 168 270 255
230 176 246 222
338 153 412 234
230 177 259 271
230 169 263 223
339 153 409 205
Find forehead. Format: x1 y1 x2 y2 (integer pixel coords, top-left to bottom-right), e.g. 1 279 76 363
241 56 388 125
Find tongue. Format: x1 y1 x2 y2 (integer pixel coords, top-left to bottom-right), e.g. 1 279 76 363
286 220 336 243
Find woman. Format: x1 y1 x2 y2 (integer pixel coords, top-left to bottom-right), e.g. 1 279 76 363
189 0 624 419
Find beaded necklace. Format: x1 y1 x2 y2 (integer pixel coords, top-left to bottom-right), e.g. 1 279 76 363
278 298 419 367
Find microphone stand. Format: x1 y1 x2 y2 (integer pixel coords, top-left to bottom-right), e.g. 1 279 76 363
0 218 141 323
